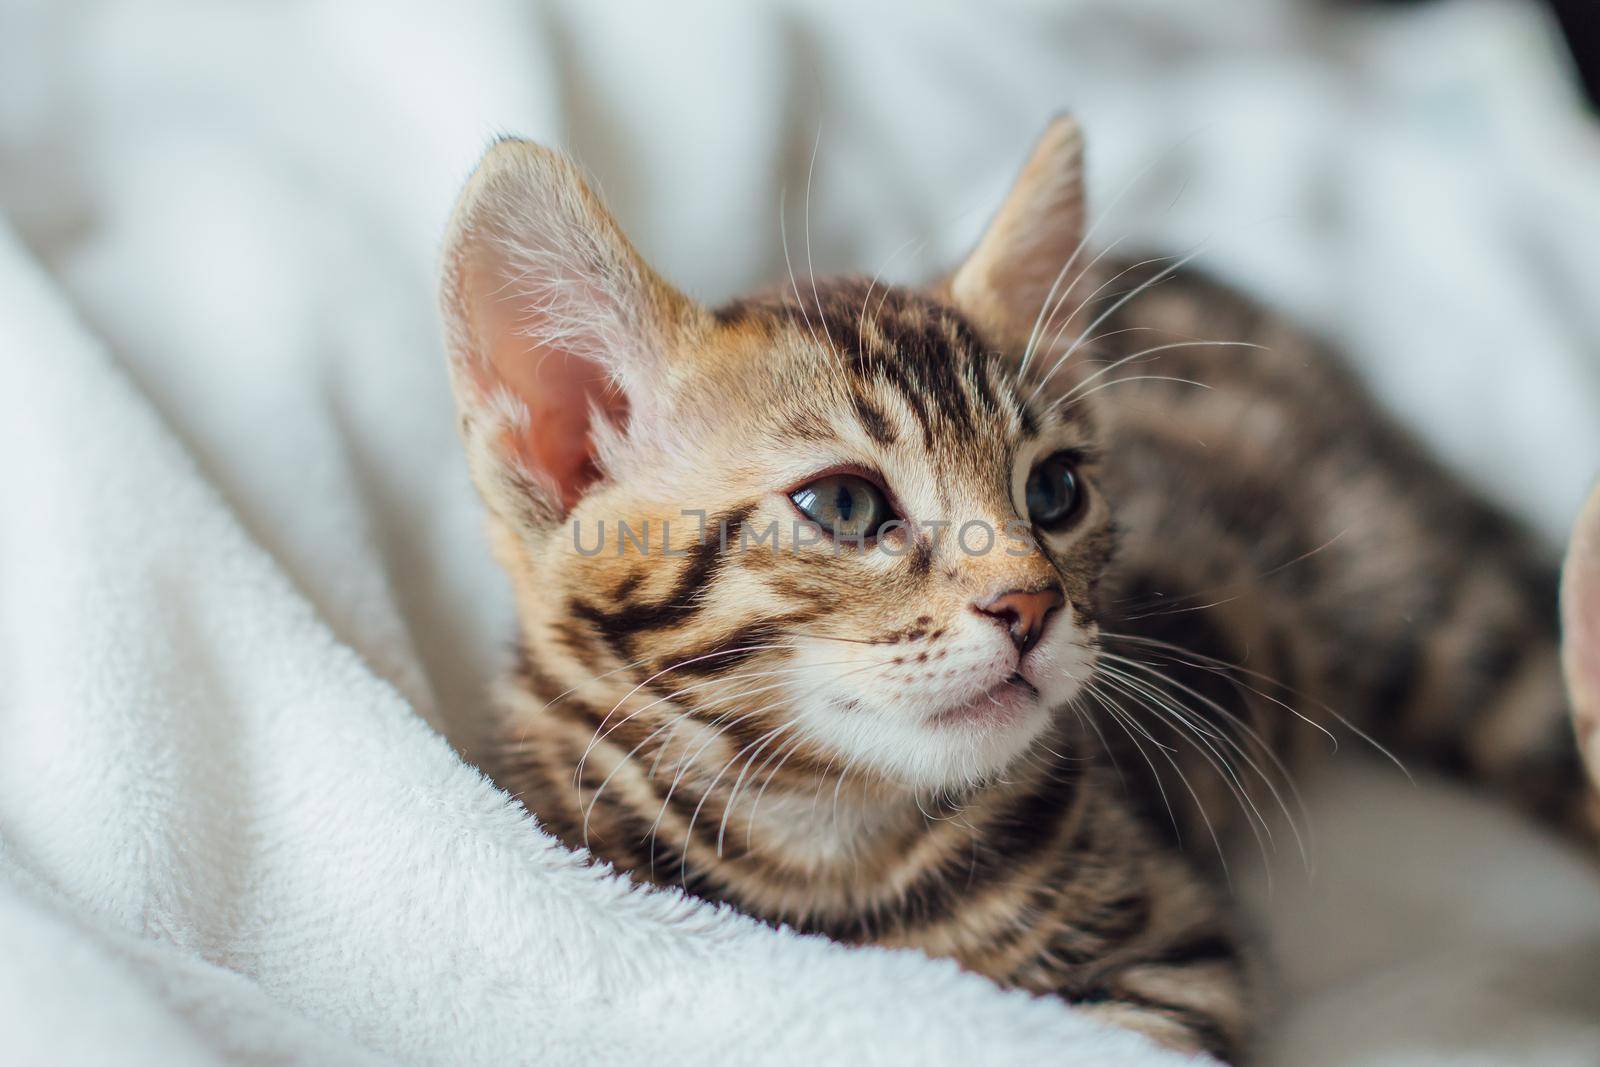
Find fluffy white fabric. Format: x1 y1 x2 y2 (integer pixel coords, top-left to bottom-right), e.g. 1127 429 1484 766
1 0 1599 1063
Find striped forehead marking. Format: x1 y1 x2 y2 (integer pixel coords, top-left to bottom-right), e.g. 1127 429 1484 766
716 279 1054 447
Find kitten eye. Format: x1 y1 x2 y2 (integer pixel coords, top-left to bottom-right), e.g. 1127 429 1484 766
789 474 896 541
1025 452 1083 531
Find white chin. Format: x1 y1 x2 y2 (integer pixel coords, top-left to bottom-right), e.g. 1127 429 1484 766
917 699 1058 787
809 694 1059 791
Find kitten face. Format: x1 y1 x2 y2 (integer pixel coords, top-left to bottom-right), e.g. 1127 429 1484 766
442 119 1108 791
550 283 1110 788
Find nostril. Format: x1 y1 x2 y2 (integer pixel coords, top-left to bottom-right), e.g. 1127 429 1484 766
975 586 1065 655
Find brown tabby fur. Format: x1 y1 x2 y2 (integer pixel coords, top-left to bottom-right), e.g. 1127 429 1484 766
441 120 1600 1063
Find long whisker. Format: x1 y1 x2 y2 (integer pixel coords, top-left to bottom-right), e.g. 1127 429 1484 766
1025 251 1187 400
578 658 871 844
572 644 796 778
781 187 834 366
642 657 889 852
803 124 843 364
1096 662 1283 869
638 695 800 872
1084 679 1230 878
1066 689 1128 792
1096 665 1274 847
578 670 807 794
502 631 888 768
1100 651 1313 873
576 659 848 776
857 235 926 344
1029 243 1212 404
654 657 884 803
683 712 799 870
583 691 782 848
1060 373 1212 409
1018 126 1208 377
1102 630 1410 779
1090 675 1239 885
717 721 809 856
1054 337 1262 405
1021 234 1132 375
1117 529 1351 619
744 729 817 848
1099 651 1293 772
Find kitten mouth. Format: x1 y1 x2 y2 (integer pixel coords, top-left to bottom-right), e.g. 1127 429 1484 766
928 673 1039 729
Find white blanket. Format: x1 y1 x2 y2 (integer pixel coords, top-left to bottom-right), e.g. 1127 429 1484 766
3 1 1600 1063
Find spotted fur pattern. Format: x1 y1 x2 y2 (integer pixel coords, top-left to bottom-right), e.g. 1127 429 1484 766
441 124 1600 1063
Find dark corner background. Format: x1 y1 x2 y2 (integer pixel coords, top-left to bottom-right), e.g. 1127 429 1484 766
1548 0 1598 106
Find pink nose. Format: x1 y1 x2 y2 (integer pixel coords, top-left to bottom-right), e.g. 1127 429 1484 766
974 586 1065 656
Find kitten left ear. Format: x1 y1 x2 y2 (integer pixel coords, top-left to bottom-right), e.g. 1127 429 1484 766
439 138 708 527
949 115 1088 350
1561 481 1600 784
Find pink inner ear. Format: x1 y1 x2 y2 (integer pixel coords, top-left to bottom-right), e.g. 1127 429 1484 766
462 255 628 511
494 342 626 511
1562 484 1600 751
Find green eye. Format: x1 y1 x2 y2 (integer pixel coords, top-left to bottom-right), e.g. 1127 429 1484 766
789 474 896 540
1025 452 1083 531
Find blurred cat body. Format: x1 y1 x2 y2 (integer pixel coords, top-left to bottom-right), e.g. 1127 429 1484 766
439 119 1600 1062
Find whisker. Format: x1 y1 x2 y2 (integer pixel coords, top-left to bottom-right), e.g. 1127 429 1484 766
580 642 790 734
1102 630 1410 780
1096 662 1287 869
1018 126 1208 377
586 696 763 849
680 702 808 868
1096 666 1274 847
578 669 807 790
1029 243 1214 404
715 721 802 857
1088 675 1238 886
1118 529 1351 619
1082 680 1214 868
1101 651 1313 874
574 651 808 782
781 187 834 365
1026 251 1190 401
802 124 844 365
1060 373 1211 409
1066 690 1129 792
857 235 926 346
1032 249 1199 387
1052 338 1266 412
744 730 817 848
635 657 889 860
1021 234 1132 375
579 658 872 845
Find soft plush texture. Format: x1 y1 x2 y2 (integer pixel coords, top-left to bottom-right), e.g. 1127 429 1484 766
2 1 1599 1064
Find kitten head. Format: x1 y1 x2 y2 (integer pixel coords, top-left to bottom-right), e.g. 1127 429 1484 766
442 118 1115 791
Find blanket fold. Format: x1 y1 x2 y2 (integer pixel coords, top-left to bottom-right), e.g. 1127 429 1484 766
4 1 1600 1064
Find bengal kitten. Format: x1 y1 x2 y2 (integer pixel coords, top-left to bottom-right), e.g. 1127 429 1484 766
438 118 1600 1062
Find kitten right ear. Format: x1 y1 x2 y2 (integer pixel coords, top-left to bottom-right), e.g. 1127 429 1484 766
1562 481 1600 785
950 115 1088 351
439 139 706 527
